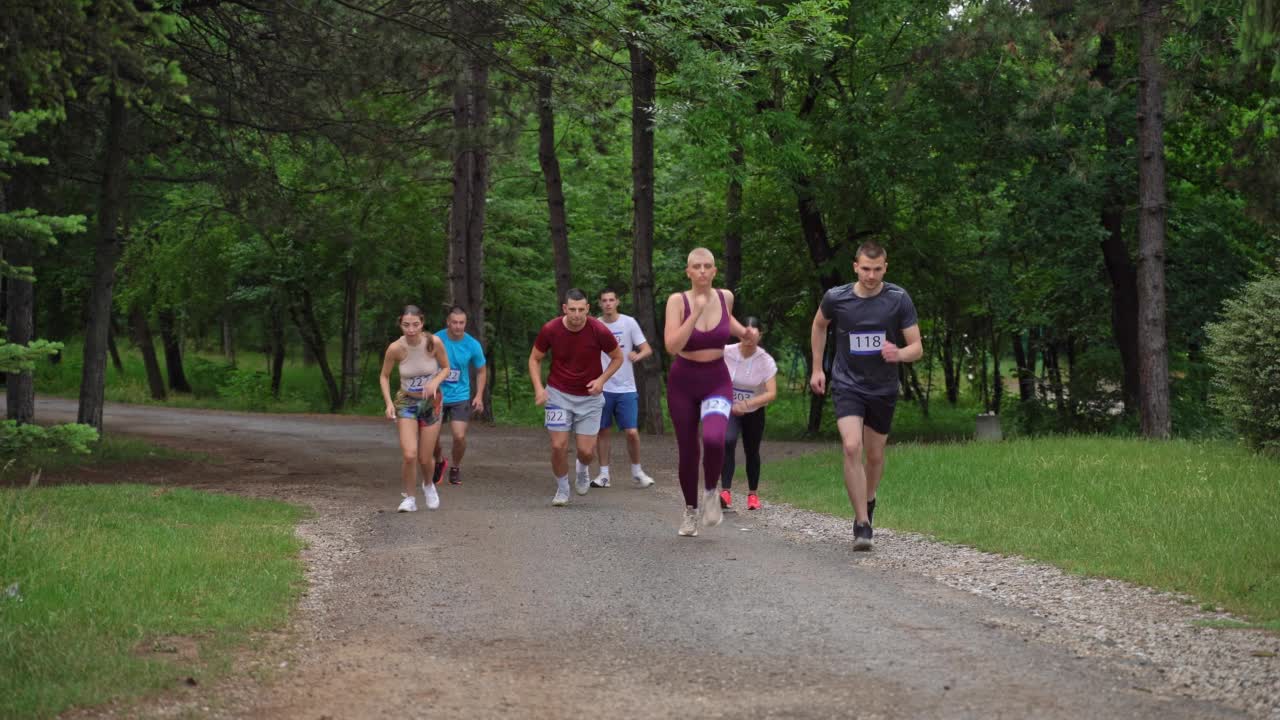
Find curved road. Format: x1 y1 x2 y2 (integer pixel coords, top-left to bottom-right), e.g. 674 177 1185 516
38 398 1238 719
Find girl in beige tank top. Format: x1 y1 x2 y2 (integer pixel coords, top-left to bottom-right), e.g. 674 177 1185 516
379 306 452 513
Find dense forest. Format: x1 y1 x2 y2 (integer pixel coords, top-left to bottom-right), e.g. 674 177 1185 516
2 0 1278 441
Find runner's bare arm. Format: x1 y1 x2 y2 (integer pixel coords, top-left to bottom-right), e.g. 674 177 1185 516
471 366 488 411
753 375 779 411
723 289 750 340
809 306 830 395
379 343 403 420
882 324 924 364
528 346 548 405
589 346 624 395
630 341 653 364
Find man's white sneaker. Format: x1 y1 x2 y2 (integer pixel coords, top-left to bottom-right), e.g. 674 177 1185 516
678 507 699 537
700 489 723 527
574 471 591 496
422 481 440 510
397 494 417 513
591 473 611 488
552 487 570 506
633 471 655 488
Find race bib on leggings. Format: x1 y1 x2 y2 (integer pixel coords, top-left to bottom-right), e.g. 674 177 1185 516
700 396 731 419
849 331 887 356
545 404 569 430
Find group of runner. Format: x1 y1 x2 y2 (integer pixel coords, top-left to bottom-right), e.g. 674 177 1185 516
383 242 920 551
378 305 487 513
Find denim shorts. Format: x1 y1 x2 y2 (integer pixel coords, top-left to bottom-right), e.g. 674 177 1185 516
395 391 442 427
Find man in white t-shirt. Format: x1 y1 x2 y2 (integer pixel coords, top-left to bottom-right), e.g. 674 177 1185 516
581 288 656 488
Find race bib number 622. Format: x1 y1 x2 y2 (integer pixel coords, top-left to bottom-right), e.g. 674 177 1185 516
544 405 569 429
849 331 887 356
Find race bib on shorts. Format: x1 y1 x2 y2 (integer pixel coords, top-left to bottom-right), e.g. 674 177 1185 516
849 331 887 356
444 368 461 384
544 404 570 430
700 396 731 419
732 387 756 403
405 375 428 393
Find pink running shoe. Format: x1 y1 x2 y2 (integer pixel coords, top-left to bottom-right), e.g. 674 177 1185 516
719 490 732 509
747 493 761 511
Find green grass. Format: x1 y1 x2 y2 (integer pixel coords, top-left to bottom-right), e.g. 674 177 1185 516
0 484 309 718
764 437 1280 629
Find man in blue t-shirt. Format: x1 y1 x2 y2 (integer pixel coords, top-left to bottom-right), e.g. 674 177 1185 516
430 306 488 486
809 242 922 551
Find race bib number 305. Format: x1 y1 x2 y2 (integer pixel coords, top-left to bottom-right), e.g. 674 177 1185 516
700 397 731 419
849 331 887 356
544 405 569 430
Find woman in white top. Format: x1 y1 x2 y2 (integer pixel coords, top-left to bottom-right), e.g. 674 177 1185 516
379 305 451 513
719 316 778 511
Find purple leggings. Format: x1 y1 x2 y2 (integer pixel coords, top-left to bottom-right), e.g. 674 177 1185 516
667 356 733 507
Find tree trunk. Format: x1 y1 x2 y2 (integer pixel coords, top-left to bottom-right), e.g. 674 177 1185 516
341 266 360 406
1094 32 1142 415
448 0 492 421
4 228 35 424
909 363 930 418
129 305 166 400
1137 0 1171 438
1011 332 1035 402
537 60 572 304
991 327 1003 415
288 289 341 411
106 319 124 375
942 326 960 406
629 38 665 435
222 309 236 366
158 309 191 393
723 139 745 295
77 91 128 432
268 305 285 399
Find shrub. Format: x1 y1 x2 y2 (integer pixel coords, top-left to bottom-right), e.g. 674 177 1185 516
0 421 99 468
1205 273 1280 454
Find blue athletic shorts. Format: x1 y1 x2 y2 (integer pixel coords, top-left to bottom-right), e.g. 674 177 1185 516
600 391 639 431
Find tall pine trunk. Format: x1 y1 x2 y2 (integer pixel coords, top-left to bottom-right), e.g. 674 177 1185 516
1137 0 1171 438
78 91 128 432
449 0 492 420
629 36 664 435
129 305 166 400
537 60 572 304
341 267 360 406
268 304 285 399
1094 32 1141 415
723 139 744 294
4 216 35 425
289 289 341 411
158 309 191 393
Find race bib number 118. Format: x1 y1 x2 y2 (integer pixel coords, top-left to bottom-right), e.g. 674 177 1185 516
849 331 887 356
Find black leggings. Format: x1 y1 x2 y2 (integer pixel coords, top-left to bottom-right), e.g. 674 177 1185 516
721 408 765 491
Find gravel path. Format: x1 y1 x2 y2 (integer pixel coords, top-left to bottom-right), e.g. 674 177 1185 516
33 398 1278 719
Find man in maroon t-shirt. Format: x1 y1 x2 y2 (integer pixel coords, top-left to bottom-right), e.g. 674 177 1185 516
529 288 624 506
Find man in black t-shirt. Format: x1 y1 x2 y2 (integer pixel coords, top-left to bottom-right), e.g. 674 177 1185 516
810 242 923 551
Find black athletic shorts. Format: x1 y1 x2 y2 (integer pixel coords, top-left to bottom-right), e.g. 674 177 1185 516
833 389 897 435
441 400 473 423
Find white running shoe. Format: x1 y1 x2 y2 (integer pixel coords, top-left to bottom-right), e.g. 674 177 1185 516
397 494 417 513
591 473 611 488
678 506 699 537
422 481 440 510
700 489 723 528
633 470 655 488
574 471 591 496
552 486 570 507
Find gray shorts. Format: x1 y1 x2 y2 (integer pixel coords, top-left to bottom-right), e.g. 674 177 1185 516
545 386 604 436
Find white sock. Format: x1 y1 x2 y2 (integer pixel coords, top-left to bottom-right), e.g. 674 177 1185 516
557 475 570 493
631 463 644 477
575 459 588 477
598 465 610 478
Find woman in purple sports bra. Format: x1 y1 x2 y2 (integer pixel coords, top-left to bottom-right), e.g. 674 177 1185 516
663 247 751 537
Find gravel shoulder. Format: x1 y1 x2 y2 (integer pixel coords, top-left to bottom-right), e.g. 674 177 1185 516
31 398 1278 719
